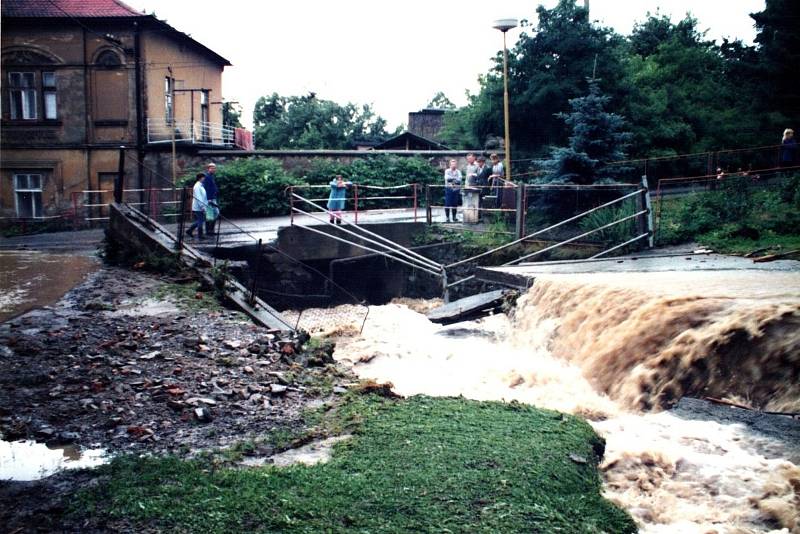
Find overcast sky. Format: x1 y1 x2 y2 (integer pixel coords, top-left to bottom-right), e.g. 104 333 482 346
126 0 765 130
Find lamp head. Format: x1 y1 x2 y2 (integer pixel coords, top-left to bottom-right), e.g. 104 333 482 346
492 18 518 32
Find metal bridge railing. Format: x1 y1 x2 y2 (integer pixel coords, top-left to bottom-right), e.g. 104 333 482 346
287 183 419 225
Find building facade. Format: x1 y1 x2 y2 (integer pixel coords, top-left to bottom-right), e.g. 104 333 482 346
0 0 234 221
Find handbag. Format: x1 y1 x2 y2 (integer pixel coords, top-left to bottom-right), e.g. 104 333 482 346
205 203 219 221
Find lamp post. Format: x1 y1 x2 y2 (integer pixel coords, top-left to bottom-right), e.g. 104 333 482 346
492 18 517 185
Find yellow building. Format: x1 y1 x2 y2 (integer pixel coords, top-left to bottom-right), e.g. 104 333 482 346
0 0 235 222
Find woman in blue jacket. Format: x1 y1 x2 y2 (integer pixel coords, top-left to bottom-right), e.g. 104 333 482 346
327 175 351 224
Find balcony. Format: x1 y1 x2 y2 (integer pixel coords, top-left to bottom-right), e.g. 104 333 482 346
146 118 252 149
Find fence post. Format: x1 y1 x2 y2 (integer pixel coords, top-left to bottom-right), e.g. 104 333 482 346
425 185 432 225
114 147 125 204
515 183 525 239
249 239 263 306
176 187 187 250
72 191 80 229
413 183 418 223
354 184 359 225
289 187 294 225
641 175 654 248
441 269 449 303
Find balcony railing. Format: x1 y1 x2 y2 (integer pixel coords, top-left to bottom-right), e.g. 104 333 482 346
146 118 235 147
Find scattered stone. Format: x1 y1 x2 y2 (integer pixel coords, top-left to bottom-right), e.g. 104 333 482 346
139 351 160 360
243 366 254 374
194 407 212 423
269 384 288 396
569 453 588 465
223 340 242 349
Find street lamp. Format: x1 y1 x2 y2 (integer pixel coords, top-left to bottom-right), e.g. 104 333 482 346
492 18 517 186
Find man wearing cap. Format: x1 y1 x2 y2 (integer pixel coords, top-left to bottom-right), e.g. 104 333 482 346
204 163 219 235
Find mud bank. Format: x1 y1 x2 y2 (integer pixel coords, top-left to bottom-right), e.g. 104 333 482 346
0 266 350 531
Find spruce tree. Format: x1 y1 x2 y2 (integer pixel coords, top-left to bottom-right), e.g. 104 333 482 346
539 81 632 184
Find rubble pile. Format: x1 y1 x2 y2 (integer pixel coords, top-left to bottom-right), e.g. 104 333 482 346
0 267 344 456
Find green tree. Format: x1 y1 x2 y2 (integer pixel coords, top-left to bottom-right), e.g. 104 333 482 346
750 0 800 128
538 81 632 184
426 92 456 110
444 0 626 155
252 92 390 149
222 101 243 129
619 15 758 157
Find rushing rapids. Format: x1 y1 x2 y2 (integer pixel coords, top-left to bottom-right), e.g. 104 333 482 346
326 268 800 533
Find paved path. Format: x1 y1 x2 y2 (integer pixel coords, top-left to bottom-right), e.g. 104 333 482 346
176 207 470 247
0 229 104 252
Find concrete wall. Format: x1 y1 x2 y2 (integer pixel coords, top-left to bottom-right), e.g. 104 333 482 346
276 222 427 262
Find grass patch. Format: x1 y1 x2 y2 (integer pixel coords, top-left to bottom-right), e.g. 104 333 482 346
76 395 635 533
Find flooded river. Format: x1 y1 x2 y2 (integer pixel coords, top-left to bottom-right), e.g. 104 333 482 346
330 269 800 533
0 250 98 322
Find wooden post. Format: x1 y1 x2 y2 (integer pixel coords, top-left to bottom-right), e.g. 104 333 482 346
249 239 263 306
642 175 654 248
425 185 432 225
515 183 524 239
114 147 125 203
176 186 187 250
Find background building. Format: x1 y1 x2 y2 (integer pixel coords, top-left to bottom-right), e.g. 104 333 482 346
1 0 243 222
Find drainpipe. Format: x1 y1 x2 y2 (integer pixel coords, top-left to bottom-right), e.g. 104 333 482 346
134 20 145 196
82 27 91 191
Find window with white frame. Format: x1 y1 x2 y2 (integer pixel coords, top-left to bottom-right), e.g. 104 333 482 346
14 173 43 218
43 71 57 119
165 77 174 124
9 72 37 119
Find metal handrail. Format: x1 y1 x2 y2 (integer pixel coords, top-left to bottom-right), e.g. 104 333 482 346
446 188 644 269
290 192 442 272
590 233 649 259
292 210 442 277
505 210 647 266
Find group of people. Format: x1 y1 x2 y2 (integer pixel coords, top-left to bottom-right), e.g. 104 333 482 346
443 152 504 223
186 163 220 240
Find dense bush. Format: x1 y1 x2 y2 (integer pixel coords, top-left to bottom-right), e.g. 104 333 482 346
657 173 800 246
211 158 304 218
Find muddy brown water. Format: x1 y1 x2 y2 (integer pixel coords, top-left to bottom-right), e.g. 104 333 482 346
332 268 800 534
0 251 98 322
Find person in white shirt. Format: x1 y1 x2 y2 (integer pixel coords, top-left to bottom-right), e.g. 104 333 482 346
186 173 207 239
443 158 462 222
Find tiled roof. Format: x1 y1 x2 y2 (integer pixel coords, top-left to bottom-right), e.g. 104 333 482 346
2 0 143 18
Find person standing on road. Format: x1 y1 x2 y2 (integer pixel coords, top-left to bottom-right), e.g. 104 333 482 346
444 159 462 223
780 128 797 168
203 163 220 235
327 175 351 225
186 173 207 240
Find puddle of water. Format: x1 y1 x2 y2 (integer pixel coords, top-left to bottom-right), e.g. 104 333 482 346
0 440 107 481
0 251 98 322
104 297 181 317
244 435 352 468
